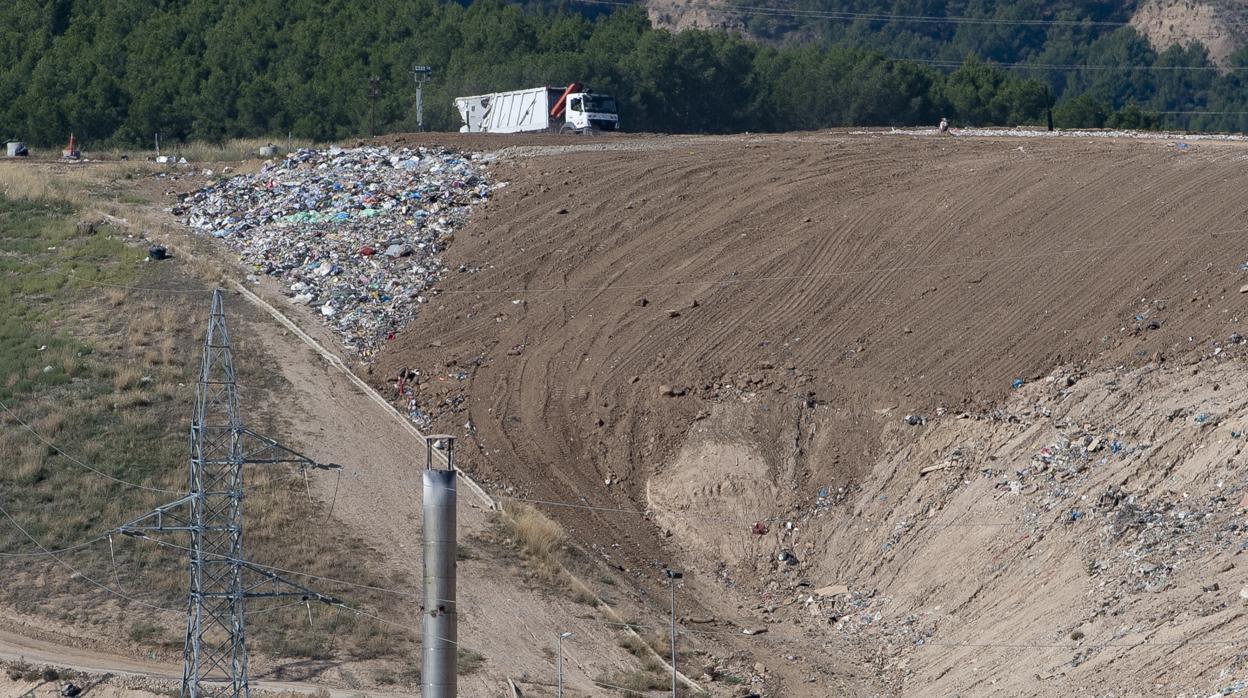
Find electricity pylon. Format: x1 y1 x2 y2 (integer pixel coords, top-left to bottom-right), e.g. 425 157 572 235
122 289 339 697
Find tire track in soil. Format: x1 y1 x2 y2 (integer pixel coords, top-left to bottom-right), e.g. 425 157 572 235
376 132 1248 694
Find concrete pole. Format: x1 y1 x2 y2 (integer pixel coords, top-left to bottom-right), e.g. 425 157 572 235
665 569 682 697
557 631 573 697
422 436 457 698
670 582 677 697
416 84 425 132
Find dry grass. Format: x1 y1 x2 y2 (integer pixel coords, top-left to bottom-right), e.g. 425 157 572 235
177 137 315 162
503 502 565 565
499 502 603 607
112 365 144 391
16 444 45 481
91 137 318 163
126 312 164 348
0 165 92 205
0 161 163 208
597 669 669 694
0 174 408 674
33 409 64 437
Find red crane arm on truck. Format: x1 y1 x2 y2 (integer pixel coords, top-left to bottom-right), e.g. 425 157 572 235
550 82 584 119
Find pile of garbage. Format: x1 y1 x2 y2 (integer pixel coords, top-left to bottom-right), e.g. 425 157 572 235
175 146 493 358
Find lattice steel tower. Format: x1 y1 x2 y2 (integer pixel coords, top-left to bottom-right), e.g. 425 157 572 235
184 287 249 694
124 289 337 698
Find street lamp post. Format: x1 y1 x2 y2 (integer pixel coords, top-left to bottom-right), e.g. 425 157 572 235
412 65 433 132
665 569 683 697
558 631 574 697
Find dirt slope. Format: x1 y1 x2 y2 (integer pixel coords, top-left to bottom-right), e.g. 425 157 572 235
373 130 1248 694
790 356 1248 697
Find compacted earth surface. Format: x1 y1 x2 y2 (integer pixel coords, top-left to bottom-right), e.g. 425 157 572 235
7 128 1248 696
371 129 1248 696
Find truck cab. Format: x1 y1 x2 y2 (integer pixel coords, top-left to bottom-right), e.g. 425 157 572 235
454 83 621 134
564 93 619 133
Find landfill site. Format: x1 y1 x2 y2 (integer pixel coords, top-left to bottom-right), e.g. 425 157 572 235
7 128 1248 698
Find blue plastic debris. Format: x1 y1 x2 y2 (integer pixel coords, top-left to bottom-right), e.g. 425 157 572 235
176 146 493 359
1012 378 1024 389
1195 413 1212 424
1069 510 1083 522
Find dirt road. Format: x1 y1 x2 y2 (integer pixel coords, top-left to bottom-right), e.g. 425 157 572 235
0 627 413 697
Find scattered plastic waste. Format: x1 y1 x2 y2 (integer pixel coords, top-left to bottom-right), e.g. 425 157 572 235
176 146 492 358
1222 679 1248 695
1012 378 1024 389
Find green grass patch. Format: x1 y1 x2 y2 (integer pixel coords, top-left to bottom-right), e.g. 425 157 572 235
0 191 410 668
0 196 142 401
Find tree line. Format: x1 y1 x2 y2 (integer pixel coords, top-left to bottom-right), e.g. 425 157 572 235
0 0 1241 147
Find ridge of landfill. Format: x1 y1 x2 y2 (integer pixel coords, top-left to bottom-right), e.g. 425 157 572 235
175 146 494 359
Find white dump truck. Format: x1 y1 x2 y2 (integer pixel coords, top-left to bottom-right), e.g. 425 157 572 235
455 83 620 134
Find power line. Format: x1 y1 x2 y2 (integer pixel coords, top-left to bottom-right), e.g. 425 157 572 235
576 0 1132 28
498 494 1022 527
0 398 186 495
246 598 311 617
0 530 113 557
576 0 1248 80
131 533 424 600
0 499 180 612
13 259 214 295
4 475 1243 660
914 58 1233 72
593 679 661 695
327 601 433 638
0 516 454 605
434 227 1248 296
1157 110 1248 115
583 609 1248 649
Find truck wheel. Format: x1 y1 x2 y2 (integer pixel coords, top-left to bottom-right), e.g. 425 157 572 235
559 124 578 135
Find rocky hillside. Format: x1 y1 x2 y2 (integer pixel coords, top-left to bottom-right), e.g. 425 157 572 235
1131 0 1248 69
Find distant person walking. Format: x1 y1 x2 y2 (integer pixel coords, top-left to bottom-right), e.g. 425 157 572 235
939 117 949 133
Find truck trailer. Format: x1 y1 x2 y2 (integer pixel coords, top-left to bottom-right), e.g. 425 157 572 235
455 83 619 134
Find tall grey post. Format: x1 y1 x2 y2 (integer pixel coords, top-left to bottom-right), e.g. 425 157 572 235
557 631 573 697
423 435 457 697
665 568 683 698
413 65 433 132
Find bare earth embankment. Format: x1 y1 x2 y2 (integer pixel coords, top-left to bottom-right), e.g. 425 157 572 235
373 130 1248 695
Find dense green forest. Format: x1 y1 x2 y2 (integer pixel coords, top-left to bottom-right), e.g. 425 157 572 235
0 0 1242 146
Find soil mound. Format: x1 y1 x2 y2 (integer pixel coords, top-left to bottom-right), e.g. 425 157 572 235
374 131 1248 693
